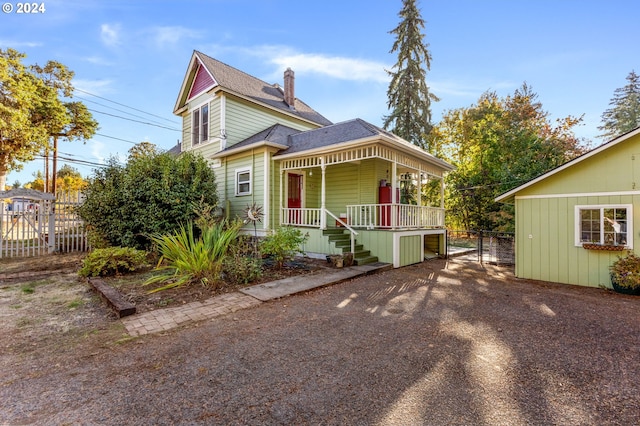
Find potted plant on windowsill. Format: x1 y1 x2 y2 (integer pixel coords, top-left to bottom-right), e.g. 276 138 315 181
609 251 640 295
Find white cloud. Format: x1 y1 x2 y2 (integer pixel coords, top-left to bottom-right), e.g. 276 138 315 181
100 23 122 47
73 79 113 96
90 140 107 165
0 40 42 48
271 53 389 83
83 56 114 66
148 26 202 48
231 45 390 83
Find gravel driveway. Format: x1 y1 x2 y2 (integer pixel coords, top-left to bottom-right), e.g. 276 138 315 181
1 256 639 425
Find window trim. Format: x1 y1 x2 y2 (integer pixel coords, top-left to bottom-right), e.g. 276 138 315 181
191 101 209 146
235 167 252 196
574 204 633 248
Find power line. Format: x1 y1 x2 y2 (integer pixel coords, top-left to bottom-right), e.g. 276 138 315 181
75 95 178 129
74 88 177 124
94 133 139 144
87 108 181 131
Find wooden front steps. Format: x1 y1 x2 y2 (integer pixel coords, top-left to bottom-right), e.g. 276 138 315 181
322 228 379 266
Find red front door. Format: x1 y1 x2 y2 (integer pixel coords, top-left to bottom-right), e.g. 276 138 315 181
287 173 302 223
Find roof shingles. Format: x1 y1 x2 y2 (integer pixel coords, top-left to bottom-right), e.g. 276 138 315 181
195 51 332 127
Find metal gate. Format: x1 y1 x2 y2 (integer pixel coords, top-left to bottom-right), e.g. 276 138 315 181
0 189 89 258
447 230 515 265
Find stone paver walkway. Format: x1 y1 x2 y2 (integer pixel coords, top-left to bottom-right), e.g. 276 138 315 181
122 292 261 337
120 262 392 337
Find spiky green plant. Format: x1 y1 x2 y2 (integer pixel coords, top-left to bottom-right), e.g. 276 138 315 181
144 220 242 293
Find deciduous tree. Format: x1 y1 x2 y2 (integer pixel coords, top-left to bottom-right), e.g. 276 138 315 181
0 49 97 191
435 84 586 231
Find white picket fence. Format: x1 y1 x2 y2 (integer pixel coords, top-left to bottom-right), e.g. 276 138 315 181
0 190 89 258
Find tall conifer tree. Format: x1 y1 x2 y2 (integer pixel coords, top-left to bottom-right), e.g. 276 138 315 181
383 0 438 152
598 70 640 139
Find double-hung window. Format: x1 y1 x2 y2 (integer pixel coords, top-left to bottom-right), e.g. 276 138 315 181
192 103 209 145
576 205 632 247
235 167 252 196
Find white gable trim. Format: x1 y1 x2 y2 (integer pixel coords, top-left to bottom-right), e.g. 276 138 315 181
515 190 640 200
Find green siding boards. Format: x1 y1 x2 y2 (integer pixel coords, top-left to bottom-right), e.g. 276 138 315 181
511 132 640 288
225 97 318 148
400 235 422 265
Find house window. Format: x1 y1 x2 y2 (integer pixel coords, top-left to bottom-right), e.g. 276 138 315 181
235 168 251 196
576 205 632 247
192 103 209 145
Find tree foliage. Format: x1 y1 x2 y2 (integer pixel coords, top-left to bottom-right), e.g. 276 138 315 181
26 165 85 192
0 49 97 190
598 70 640 140
77 144 219 250
383 0 439 152
433 84 586 231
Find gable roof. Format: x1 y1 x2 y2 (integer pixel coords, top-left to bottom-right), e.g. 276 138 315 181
174 51 332 127
495 126 640 202
212 118 454 171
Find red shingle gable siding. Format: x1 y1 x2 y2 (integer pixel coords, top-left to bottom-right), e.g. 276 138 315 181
188 63 216 100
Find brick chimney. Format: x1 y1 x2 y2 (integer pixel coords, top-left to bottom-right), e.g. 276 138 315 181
284 67 295 109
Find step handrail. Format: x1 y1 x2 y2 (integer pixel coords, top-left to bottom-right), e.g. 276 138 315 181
325 209 358 253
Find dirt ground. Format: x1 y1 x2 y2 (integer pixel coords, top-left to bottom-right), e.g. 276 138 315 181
1 254 639 425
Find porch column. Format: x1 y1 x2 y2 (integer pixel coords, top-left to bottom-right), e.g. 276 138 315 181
320 158 326 230
263 151 270 230
416 169 422 207
391 160 397 228
440 175 445 209
279 169 284 226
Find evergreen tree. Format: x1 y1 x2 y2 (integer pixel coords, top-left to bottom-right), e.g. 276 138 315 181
383 0 439 152
598 70 640 139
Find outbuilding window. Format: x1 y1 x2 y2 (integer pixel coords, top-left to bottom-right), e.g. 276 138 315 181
235 167 251 196
575 205 632 247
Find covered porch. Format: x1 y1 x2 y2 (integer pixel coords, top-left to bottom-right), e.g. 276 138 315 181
274 141 452 267
276 143 448 231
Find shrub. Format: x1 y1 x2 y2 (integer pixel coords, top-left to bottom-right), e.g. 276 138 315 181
79 246 148 277
76 146 218 250
261 227 308 268
223 235 263 285
144 220 242 293
610 251 640 291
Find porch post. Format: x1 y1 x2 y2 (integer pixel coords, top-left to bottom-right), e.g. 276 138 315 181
391 159 397 228
279 169 284 226
263 151 270 230
320 157 326 230
417 169 422 207
440 175 445 209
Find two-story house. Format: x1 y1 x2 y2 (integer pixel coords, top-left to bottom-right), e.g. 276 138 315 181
173 50 453 267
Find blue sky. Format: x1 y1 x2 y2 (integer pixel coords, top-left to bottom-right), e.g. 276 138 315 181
2 0 638 185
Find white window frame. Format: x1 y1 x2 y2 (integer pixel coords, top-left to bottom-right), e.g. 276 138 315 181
191 101 209 145
235 167 252 196
574 204 633 248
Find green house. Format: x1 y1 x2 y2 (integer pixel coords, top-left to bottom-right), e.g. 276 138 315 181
496 128 640 288
173 51 454 268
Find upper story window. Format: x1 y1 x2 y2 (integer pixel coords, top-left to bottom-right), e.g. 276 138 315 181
235 167 252 196
192 103 209 145
576 205 632 247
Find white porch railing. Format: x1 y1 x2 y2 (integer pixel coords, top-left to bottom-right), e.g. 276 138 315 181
281 205 444 230
281 208 323 227
346 204 445 229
